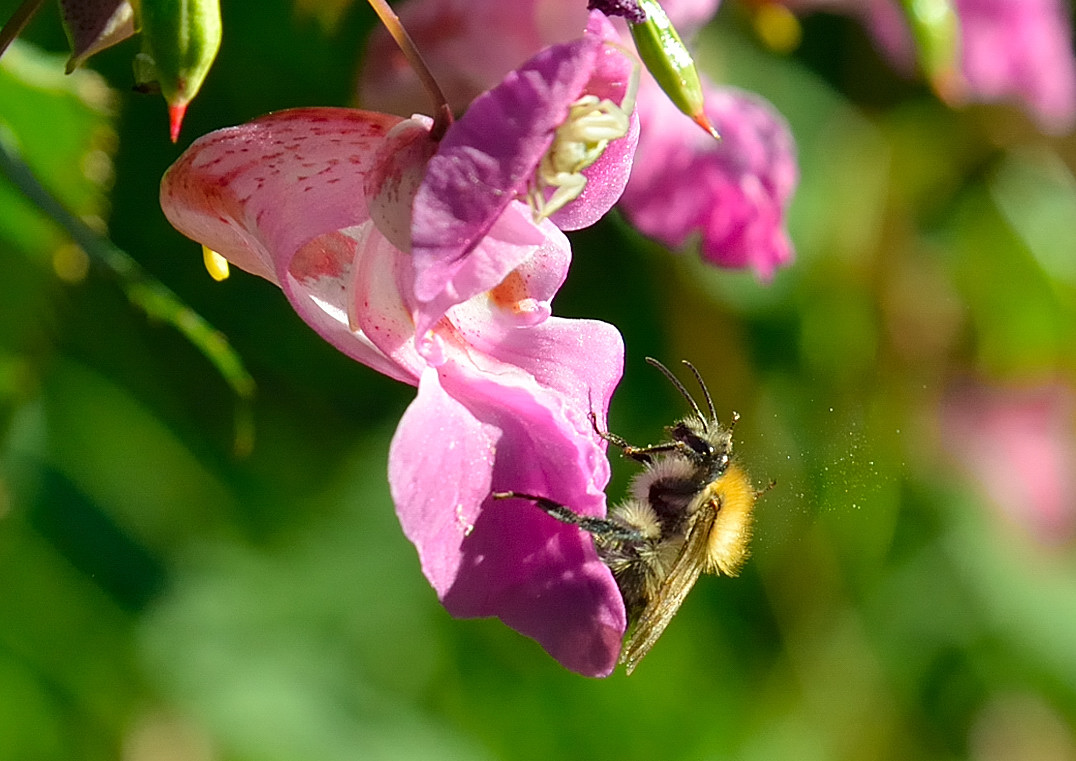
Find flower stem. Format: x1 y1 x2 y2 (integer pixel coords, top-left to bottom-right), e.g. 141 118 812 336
365 0 452 139
0 0 46 59
0 132 257 457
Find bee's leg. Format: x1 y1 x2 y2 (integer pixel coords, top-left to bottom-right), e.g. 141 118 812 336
588 412 639 454
492 491 643 543
588 412 688 464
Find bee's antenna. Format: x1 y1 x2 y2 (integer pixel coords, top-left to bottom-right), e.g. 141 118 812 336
681 360 717 422
645 357 706 424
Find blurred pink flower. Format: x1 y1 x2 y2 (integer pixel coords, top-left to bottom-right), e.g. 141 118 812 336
789 0 1076 134
951 0 1076 133
359 0 587 117
160 16 639 675
940 380 1076 544
619 76 796 278
359 0 798 279
359 0 720 115
650 0 724 34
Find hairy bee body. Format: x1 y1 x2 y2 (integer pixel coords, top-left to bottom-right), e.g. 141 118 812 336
495 358 761 674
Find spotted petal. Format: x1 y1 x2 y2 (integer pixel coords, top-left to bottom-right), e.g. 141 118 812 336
161 107 424 383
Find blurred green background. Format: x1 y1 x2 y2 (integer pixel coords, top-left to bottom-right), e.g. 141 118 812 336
2 1 1076 759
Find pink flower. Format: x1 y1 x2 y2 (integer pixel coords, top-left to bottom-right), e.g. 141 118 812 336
789 0 1076 134
359 0 720 115
160 16 639 675
619 76 797 278
953 0 1076 134
359 0 798 279
412 10 640 312
359 0 587 117
940 380 1076 544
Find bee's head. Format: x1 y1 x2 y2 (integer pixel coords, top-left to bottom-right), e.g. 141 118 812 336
670 417 733 474
648 358 736 470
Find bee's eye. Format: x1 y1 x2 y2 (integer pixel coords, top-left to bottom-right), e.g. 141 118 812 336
673 424 714 457
687 435 714 456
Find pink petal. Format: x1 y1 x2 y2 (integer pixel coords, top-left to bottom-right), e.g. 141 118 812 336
620 77 797 278
410 34 600 300
346 224 426 379
389 360 626 677
411 11 634 301
954 0 1076 134
548 110 639 231
366 116 439 253
389 366 499 592
160 107 420 382
548 27 642 231
412 201 566 342
447 312 625 457
358 0 587 117
162 108 396 282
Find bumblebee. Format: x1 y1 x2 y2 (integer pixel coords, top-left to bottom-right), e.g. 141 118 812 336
494 358 760 674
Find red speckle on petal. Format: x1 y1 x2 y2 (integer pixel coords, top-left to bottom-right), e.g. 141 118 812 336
488 270 529 310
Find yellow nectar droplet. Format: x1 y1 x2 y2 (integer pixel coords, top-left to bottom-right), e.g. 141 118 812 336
202 246 230 281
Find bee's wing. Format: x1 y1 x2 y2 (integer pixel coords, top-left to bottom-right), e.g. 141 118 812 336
619 499 717 675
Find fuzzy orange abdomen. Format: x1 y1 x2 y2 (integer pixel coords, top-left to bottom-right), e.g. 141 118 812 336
705 462 756 576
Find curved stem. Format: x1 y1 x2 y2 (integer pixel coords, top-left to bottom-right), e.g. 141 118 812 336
0 0 46 59
0 133 257 457
365 0 452 139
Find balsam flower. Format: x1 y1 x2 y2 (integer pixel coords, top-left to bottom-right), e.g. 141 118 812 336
785 0 1076 134
359 0 798 279
942 0 1076 133
940 380 1076 545
411 10 640 312
160 13 639 676
619 75 796 277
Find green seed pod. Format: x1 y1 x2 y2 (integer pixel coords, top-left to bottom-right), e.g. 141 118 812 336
629 0 718 138
899 0 962 99
134 0 222 141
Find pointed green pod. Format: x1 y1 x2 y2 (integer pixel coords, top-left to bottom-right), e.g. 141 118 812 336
134 0 221 141
629 0 718 138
